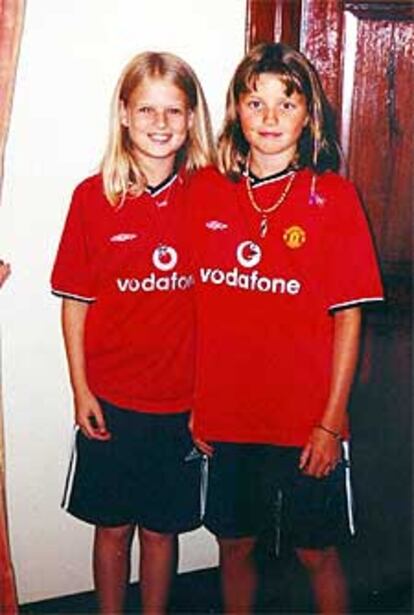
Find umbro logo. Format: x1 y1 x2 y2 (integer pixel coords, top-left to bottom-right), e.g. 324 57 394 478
206 220 228 231
110 233 138 243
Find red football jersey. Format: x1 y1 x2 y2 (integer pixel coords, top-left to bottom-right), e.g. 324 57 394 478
51 172 195 412
189 166 384 446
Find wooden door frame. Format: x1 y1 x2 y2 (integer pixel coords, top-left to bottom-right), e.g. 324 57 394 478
245 0 414 52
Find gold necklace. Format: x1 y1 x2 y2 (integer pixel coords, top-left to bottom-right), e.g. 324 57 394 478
246 171 296 238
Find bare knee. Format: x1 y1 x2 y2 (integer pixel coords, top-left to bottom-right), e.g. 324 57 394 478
95 524 135 550
139 527 175 549
295 546 340 575
218 536 256 562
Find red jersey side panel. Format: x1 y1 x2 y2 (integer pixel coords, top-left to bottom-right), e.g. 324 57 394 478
189 167 384 446
51 173 195 412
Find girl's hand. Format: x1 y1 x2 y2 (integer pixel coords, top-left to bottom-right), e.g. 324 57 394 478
299 427 341 478
74 391 111 441
0 261 11 288
188 412 214 457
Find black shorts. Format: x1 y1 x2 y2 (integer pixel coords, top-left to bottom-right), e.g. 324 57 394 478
62 399 203 533
203 442 355 550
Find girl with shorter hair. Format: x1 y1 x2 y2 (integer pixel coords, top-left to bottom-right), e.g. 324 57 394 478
51 51 214 614
188 43 383 613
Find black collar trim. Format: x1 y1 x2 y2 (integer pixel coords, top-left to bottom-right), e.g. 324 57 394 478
146 172 177 197
244 165 298 188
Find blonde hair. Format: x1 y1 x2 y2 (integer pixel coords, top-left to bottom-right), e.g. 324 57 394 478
218 43 341 181
101 51 215 205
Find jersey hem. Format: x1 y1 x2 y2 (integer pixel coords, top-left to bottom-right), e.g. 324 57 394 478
329 296 384 311
51 289 96 303
193 428 351 447
93 392 193 414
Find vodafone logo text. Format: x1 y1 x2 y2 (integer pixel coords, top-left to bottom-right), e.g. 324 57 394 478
117 272 194 293
198 241 301 295
116 244 193 292
199 267 301 295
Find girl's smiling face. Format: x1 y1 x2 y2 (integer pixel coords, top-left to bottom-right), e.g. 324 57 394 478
238 72 309 174
121 76 193 173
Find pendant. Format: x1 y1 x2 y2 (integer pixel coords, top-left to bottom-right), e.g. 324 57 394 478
260 216 268 238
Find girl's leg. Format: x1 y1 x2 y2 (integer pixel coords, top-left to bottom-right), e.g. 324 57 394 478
295 546 348 614
218 536 257 614
93 523 136 614
138 526 178 615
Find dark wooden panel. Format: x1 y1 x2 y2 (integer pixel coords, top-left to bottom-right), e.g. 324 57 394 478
345 17 414 270
384 21 414 265
245 0 301 50
278 0 302 49
245 0 278 49
346 19 394 254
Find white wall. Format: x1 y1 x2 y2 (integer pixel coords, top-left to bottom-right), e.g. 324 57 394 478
0 0 245 604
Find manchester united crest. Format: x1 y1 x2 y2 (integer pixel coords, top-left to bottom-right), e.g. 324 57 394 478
283 226 306 249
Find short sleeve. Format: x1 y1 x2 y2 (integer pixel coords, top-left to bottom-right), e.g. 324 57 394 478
50 184 96 302
323 178 384 311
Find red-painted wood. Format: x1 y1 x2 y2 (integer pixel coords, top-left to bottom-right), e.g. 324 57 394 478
300 0 344 112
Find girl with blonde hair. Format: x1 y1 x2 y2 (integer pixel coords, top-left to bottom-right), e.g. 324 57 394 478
52 51 214 614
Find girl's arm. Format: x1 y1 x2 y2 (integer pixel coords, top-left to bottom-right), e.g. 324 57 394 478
62 298 110 440
299 307 361 477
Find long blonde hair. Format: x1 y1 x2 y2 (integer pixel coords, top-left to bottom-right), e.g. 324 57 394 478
218 43 341 181
101 51 215 205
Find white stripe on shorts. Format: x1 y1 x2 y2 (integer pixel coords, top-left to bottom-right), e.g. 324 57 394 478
61 426 79 511
200 454 209 520
342 440 356 536
184 447 209 520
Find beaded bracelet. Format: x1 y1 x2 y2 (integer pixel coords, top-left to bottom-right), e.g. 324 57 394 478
315 424 342 441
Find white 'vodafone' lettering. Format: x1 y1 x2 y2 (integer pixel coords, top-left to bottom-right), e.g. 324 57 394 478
117 273 194 293
199 267 301 295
